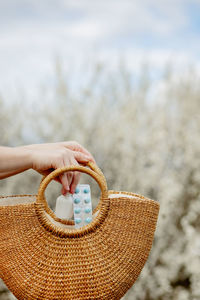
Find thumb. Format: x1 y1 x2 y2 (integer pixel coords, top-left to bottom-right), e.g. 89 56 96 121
73 151 91 163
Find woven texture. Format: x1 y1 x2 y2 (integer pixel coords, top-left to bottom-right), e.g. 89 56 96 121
0 162 159 300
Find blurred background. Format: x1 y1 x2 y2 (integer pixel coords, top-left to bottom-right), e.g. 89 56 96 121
0 0 200 299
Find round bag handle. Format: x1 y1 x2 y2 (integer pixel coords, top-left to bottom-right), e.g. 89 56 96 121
39 161 107 188
36 162 108 225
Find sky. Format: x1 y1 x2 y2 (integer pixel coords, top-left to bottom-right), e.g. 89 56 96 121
0 0 200 99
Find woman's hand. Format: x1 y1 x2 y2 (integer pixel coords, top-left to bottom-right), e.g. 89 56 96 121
0 141 95 195
25 141 96 195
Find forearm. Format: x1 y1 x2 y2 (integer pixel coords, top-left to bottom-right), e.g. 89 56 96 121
0 146 32 179
0 142 95 194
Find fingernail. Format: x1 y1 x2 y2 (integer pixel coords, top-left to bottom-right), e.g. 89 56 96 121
70 187 75 194
62 188 67 195
65 183 69 190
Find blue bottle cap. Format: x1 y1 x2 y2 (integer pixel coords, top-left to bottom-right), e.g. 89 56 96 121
83 188 89 193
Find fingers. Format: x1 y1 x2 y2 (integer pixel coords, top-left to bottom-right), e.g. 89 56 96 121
67 171 73 191
68 159 80 194
31 142 95 197
48 146 95 196
54 155 72 194
62 157 81 195
61 152 90 195
61 171 77 195
73 151 93 164
63 141 96 163
59 172 70 193
67 151 94 194
61 185 67 195
70 171 80 194
60 155 78 195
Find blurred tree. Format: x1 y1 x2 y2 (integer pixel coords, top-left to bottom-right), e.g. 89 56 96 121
0 61 200 300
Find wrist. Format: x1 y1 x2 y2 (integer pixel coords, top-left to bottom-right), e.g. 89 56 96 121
16 145 33 170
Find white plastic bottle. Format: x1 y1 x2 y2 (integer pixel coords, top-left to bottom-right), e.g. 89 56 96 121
55 194 74 219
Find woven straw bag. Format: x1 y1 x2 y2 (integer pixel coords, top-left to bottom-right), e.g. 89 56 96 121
0 161 159 300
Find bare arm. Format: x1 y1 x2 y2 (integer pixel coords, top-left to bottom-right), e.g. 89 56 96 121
0 141 96 195
0 146 32 179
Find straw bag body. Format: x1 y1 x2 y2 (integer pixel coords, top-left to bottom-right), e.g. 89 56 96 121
0 162 159 300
